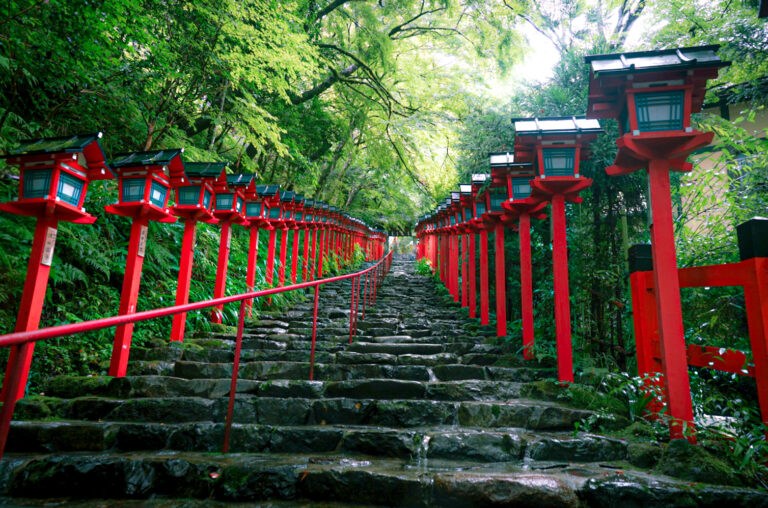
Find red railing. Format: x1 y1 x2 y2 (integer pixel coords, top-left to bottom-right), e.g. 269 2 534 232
0 247 395 459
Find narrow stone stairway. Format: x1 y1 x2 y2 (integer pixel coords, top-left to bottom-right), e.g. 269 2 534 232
1 256 766 506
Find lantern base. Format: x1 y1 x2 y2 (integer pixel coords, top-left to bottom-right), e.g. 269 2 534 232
501 200 548 220
212 211 247 225
607 131 712 176
171 205 217 224
0 199 96 224
105 203 177 223
530 177 592 203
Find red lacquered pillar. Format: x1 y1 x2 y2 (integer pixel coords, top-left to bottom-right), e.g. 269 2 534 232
452 234 459 302
551 194 573 383
317 229 326 278
244 227 260 317
210 220 233 324
303 228 312 281
519 213 534 359
291 228 301 284
648 160 694 438
461 233 468 308
479 228 490 326
278 228 289 287
265 228 277 287
170 219 198 341
110 215 151 377
494 222 507 338
469 231 477 318
0 215 59 401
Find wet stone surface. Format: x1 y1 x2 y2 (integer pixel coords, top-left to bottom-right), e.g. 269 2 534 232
3 256 768 506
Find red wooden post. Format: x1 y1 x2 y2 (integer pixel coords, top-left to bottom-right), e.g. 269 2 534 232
0 215 59 401
479 228 490 326
303 227 312 281
494 221 507 337
317 229 326 278
310 228 318 281
110 216 150 376
519 213 534 359
648 161 694 438
266 228 277 287
291 228 301 284
461 233 468 307
245 227 260 316
222 299 246 454
278 227 289 287
309 286 320 381
469 231 477 318
170 219 198 340
551 194 573 383
210 220 233 323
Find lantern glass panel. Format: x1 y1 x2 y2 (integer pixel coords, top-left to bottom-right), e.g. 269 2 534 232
22 169 52 199
511 177 532 199
450 215 456 226
57 172 84 206
476 202 486 216
121 178 145 203
261 204 269 218
203 189 212 210
634 90 684 132
489 191 506 212
216 193 234 210
465 206 473 220
149 181 167 208
268 206 281 219
245 202 262 218
542 147 576 176
177 186 200 206
236 196 243 212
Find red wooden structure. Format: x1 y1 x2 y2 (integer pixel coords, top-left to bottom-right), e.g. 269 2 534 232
586 45 729 438
493 153 548 360
629 218 768 436
243 184 276 316
513 117 603 383
210 173 251 323
105 149 185 377
169 162 226 341
0 134 113 405
470 173 491 327
459 184 476 317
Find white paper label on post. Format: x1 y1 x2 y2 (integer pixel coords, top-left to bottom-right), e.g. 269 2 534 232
41 227 57 267
138 225 148 258
226 228 232 250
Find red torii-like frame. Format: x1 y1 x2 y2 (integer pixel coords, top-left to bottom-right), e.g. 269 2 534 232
243 184 277 316
513 117 603 383
585 45 730 439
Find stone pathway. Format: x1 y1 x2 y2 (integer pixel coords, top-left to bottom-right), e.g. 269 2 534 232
1 256 767 506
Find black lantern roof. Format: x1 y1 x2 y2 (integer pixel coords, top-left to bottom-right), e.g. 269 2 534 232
304 198 315 208
184 162 227 179
255 184 279 197
280 190 295 203
8 133 104 157
294 194 305 206
584 45 727 77
111 149 184 168
227 173 255 187
513 116 602 136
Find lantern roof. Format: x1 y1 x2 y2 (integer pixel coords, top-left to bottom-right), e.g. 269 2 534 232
227 173 255 188
513 116 603 136
280 190 295 203
471 173 489 185
489 152 515 168
5 133 114 180
111 149 184 168
255 184 280 197
459 184 472 196
184 162 226 179
584 45 727 77
451 191 460 202
294 194 305 206
304 198 315 208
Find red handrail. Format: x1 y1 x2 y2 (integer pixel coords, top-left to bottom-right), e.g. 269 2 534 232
0 246 395 459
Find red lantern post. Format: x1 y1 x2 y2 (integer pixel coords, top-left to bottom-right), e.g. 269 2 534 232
0 134 113 403
469 173 491 326
209 173 250 323
169 162 226 341
291 195 305 283
585 45 729 438
277 191 297 288
493 153 548 360
512 117 603 383
242 184 278 316
105 149 185 376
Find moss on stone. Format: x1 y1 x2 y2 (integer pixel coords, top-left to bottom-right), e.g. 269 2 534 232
656 438 743 486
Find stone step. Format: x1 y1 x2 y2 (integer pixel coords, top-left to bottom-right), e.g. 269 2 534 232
169 360 554 383
3 451 766 506
7 420 628 463
16 396 592 430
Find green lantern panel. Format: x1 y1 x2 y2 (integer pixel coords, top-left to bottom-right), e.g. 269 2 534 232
57 172 85 206
216 193 234 210
268 207 281 219
489 191 506 212
634 90 684 132
121 178 145 203
511 177 532 200
22 169 52 199
245 202 262 218
203 189 212 210
476 202 486 216
542 147 576 177
177 186 200 206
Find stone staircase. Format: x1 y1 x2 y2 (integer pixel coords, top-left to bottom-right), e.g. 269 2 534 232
1 256 766 506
